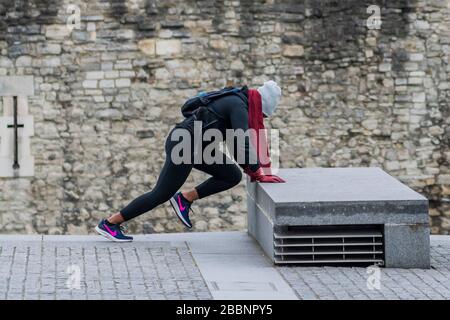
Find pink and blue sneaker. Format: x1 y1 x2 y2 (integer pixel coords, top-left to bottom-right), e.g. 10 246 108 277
95 219 133 242
169 192 193 228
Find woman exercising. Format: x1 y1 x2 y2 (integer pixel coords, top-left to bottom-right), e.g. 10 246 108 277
95 81 285 242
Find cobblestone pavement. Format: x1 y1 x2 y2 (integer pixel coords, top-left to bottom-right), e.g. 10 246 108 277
277 237 450 300
0 234 449 300
0 237 211 300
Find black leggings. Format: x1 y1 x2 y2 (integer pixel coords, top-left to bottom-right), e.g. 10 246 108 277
120 129 242 221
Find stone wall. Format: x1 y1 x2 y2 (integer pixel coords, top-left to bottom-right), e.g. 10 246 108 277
0 0 448 234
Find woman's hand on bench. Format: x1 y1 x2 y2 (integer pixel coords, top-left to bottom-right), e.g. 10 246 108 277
244 167 286 183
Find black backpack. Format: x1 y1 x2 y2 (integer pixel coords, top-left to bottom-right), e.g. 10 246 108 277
181 86 248 118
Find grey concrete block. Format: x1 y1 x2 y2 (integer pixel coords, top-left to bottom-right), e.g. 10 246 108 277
254 168 428 225
247 167 430 268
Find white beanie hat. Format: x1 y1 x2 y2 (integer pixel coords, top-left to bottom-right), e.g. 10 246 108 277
257 80 281 117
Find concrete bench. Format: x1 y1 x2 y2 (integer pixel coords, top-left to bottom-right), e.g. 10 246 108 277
246 167 430 268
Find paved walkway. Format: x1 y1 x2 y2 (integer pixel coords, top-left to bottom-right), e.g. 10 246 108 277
0 232 449 300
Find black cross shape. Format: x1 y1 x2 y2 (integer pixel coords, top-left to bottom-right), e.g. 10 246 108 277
6 96 24 170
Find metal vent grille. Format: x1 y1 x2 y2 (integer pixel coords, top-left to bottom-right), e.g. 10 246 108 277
274 225 384 266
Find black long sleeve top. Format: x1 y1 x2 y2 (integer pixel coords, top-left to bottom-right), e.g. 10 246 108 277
208 94 260 172
176 90 260 172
